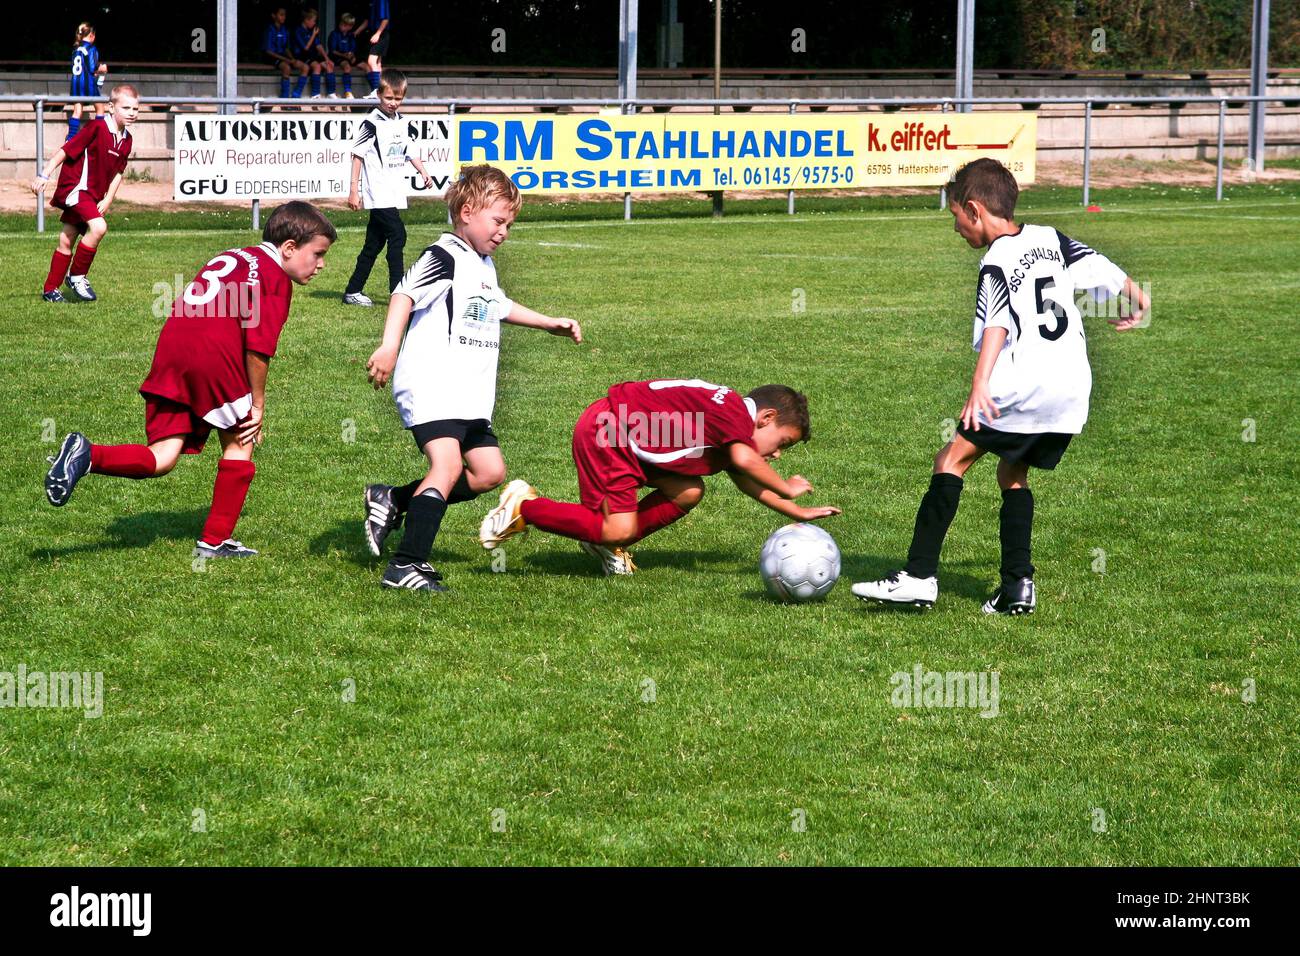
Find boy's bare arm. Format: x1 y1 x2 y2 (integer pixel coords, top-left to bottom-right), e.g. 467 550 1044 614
241 351 271 445
407 154 434 188
727 443 812 499
99 172 123 214
348 155 364 210
731 469 841 521
1109 276 1150 332
366 294 415 388
960 326 1008 432
32 149 68 193
504 302 582 343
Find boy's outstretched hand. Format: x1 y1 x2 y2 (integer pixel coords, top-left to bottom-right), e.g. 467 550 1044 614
960 380 999 432
786 475 814 497
795 504 843 520
367 345 398 389
547 317 582 343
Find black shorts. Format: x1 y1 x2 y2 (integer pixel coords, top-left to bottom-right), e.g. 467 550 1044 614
410 418 498 453
957 421 1073 470
369 31 391 57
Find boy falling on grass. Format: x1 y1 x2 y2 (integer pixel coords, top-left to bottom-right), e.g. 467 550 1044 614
852 158 1149 615
362 165 582 593
43 203 336 558
478 380 841 576
32 83 137 303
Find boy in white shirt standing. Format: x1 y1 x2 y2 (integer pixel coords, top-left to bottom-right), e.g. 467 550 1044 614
342 69 432 306
853 159 1150 615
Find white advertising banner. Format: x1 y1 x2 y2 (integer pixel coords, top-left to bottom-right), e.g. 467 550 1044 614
172 114 454 202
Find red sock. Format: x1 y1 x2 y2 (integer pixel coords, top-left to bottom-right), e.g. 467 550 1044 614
520 497 603 543
44 250 73 293
200 459 256 545
632 491 687 543
69 242 98 277
89 443 157 478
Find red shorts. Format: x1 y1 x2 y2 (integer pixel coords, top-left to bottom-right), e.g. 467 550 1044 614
58 197 104 234
144 395 216 455
572 397 646 514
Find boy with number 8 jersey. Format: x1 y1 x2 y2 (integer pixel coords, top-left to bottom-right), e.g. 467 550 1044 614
852 158 1149 615
43 202 336 559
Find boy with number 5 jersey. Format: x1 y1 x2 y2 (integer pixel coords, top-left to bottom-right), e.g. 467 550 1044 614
852 159 1149 615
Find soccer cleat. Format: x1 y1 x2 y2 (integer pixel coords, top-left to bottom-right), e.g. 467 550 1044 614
45 432 91 506
344 92 355 99
851 570 938 609
381 559 448 592
478 479 538 549
327 93 339 99
342 291 375 307
193 538 259 559
580 541 637 576
64 274 97 301
982 577 1037 616
43 290 69 303
363 483 403 557
310 94 322 100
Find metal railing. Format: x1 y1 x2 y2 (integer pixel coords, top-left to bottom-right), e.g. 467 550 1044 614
8 93 1298 231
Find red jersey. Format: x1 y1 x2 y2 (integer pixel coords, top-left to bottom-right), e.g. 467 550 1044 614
140 243 293 429
603 379 759 477
53 115 132 209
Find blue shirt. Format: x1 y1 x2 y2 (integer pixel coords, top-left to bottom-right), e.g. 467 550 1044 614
291 24 319 56
370 1 391 27
70 43 99 96
263 23 289 56
328 29 356 55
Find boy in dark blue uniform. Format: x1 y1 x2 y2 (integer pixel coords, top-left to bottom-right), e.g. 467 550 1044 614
68 23 107 141
293 8 337 99
263 7 308 102
363 1 391 96
328 13 360 98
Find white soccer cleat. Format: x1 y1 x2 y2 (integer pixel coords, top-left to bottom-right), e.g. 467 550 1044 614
342 292 375 307
580 541 637 576
851 570 938 609
478 479 538 549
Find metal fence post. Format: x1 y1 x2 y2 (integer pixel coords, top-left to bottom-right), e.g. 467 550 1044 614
251 99 261 231
1082 100 1092 207
939 100 950 209
1216 98 1227 201
35 98 45 233
448 102 457 226
624 99 634 221
787 101 796 215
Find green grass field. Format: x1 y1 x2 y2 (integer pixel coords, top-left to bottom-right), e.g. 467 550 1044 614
1 178 1297 865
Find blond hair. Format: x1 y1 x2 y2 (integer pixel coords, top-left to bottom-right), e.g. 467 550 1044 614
110 83 140 103
340 12 356 25
446 165 522 220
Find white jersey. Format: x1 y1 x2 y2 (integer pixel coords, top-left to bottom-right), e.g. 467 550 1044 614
351 108 412 209
972 223 1127 434
391 233 514 426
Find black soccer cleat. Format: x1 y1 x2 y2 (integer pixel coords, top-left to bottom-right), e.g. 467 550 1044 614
42 290 69 303
982 577 1037 616
45 432 91 506
364 483 404 557
194 538 259 559
381 560 448 592
64 274 97 301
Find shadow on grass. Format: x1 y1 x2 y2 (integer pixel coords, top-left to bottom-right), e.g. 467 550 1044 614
523 546 749 577
306 518 479 570
732 556 996 608
31 508 209 559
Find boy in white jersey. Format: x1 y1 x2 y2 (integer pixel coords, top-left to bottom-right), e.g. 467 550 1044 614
853 159 1149 615
362 164 583 592
342 69 433 306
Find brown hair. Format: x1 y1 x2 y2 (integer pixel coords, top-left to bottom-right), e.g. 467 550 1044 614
263 201 337 246
446 164 523 221
378 68 408 94
748 385 811 442
74 22 94 46
949 158 1019 219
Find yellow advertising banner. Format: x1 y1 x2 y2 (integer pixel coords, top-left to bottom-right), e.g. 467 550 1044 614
454 112 1035 194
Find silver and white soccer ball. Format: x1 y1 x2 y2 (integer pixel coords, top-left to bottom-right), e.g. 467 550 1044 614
759 523 841 603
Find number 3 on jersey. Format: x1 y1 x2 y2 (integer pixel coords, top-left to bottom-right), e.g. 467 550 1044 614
184 255 240 307
1034 277 1069 341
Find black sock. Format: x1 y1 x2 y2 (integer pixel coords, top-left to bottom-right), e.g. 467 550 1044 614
903 473 964 579
999 487 1035 587
394 489 447 564
390 479 422 513
445 472 478 505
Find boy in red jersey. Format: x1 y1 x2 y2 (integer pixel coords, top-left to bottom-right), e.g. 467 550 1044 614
479 379 841 575
32 83 138 303
43 202 337 559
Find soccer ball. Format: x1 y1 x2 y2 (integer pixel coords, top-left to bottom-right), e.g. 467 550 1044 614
759 523 841 603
